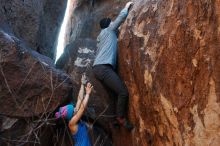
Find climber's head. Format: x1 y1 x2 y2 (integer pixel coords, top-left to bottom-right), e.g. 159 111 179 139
55 104 74 121
100 18 111 29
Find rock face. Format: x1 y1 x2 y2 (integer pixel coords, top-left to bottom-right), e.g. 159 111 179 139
0 30 73 117
65 0 129 45
0 30 74 145
1 0 220 145
116 0 220 146
0 0 67 58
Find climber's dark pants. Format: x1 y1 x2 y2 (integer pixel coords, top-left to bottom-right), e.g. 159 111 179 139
92 64 129 118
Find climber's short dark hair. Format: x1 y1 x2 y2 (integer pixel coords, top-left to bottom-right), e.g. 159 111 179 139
99 18 111 29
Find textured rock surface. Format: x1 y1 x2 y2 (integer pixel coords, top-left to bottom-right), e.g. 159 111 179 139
0 30 73 117
0 0 67 58
116 0 220 146
1 0 220 145
0 30 74 145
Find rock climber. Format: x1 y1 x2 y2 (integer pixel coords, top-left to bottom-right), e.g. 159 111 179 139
92 1 134 130
55 75 93 146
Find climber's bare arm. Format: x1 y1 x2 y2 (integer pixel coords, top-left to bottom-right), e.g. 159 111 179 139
75 84 84 112
109 1 134 30
68 83 93 134
75 74 87 112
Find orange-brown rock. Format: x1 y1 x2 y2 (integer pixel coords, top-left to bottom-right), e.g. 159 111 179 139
57 0 220 145
116 0 220 146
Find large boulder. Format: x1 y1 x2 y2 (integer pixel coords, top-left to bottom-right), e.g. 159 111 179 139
0 30 74 145
0 0 67 58
115 0 220 146
0 30 73 117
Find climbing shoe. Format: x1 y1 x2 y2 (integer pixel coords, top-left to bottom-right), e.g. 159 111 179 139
111 120 120 129
116 117 134 131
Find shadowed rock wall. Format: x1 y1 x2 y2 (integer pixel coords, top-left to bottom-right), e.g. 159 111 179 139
0 0 67 59
0 30 74 146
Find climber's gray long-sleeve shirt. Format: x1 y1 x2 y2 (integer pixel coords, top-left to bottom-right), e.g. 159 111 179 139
93 8 129 69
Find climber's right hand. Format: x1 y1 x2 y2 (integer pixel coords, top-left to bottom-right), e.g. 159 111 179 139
125 2 134 10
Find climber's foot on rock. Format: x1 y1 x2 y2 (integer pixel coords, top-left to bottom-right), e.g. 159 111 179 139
116 117 134 131
111 120 120 129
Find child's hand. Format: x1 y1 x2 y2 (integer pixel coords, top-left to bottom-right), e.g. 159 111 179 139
85 82 93 95
81 74 87 85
